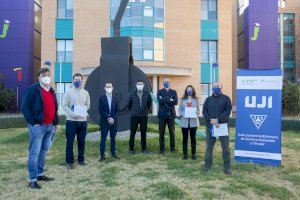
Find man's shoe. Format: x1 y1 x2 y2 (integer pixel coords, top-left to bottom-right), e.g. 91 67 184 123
159 150 164 155
128 149 135 155
112 154 120 159
28 181 41 189
182 155 188 160
224 169 232 175
141 149 150 154
170 149 176 153
99 156 106 162
37 175 55 182
204 166 211 173
66 163 74 170
78 161 86 166
191 155 196 160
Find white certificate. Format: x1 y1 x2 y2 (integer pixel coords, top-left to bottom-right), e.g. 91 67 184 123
184 107 198 118
212 123 229 137
74 106 88 118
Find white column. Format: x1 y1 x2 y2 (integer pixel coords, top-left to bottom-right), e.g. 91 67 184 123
152 75 158 116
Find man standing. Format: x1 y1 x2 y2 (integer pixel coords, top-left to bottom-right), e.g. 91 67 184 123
63 73 90 169
202 81 232 175
98 82 120 161
157 78 178 154
21 68 59 189
128 80 152 154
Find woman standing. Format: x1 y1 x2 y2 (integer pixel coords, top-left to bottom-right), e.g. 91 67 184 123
179 85 200 160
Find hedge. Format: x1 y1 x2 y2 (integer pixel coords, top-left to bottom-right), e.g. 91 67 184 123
0 115 299 132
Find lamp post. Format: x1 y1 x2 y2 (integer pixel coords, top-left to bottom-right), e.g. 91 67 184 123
13 67 22 109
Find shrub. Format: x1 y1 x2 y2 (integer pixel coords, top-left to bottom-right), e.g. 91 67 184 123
0 73 16 112
282 81 300 116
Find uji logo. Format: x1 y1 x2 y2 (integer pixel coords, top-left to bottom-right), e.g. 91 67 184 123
250 23 260 41
0 20 10 39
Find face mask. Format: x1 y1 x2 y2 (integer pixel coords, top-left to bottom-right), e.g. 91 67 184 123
187 90 193 96
105 88 113 94
74 80 82 88
41 76 51 85
164 82 170 88
212 87 221 95
136 84 144 91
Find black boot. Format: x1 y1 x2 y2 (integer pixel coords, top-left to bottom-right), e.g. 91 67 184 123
28 181 41 189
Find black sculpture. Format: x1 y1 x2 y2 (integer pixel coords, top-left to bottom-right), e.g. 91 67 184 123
85 0 152 131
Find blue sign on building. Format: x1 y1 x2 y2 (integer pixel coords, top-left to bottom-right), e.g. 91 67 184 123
235 69 283 166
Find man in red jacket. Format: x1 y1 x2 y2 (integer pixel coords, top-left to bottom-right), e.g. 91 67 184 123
21 68 59 189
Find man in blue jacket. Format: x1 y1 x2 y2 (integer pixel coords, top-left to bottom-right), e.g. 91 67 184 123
157 77 178 154
21 68 59 189
98 82 120 161
202 82 232 175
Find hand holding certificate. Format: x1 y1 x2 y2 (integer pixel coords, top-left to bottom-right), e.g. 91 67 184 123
184 107 198 118
212 123 229 137
74 106 88 118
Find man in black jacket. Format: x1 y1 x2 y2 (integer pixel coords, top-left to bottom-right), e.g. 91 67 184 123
157 77 178 154
21 68 59 189
202 82 232 175
128 80 152 154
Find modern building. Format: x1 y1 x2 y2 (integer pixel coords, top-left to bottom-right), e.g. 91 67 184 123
41 0 236 112
39 0 299 113
237 0 300 83
0 0 42 109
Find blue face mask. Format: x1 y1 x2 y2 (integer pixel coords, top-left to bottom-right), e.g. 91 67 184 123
74 80 82 88
187 89 193 96
212 87 221 95
164 82 170 88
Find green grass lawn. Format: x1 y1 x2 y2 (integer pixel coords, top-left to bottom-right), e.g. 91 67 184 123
0 124 299 200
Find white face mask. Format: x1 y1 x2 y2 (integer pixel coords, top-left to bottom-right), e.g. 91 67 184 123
136 84 144 91
105 87 113 94
41 76 51 86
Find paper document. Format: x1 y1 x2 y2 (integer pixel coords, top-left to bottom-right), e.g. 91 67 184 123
184 107 198 118
74 106 88 118
212 123 229 137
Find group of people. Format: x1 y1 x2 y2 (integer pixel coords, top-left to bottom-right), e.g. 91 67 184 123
21 67 232 190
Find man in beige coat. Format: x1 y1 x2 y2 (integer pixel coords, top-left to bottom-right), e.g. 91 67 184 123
63 73 90 169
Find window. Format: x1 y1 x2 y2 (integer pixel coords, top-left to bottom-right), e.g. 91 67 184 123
110 0 164 61
144 6 153 17
200 84 210 105
201 41 217 63
57 0 73 19
282 13 296 82
201 0 217 20
57 40 73 62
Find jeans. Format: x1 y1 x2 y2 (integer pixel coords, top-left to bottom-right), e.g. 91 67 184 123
100 125 117 157
28 124 55 182
182 127 197 156
204 127 231 170
66 121 87 164
159 118 175 152
129 117 148 151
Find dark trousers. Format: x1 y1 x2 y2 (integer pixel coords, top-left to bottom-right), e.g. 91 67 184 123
159 118 175 152
204 127 231 169
182 127 197 156
100 125 117 157
129 117 148 150
66 121 87 164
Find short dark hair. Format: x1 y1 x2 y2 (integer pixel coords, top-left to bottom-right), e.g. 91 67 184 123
136 79 144 84
73 73 83 80
37 68 50 76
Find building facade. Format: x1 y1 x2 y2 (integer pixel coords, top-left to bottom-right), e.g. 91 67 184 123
41 0 236 112
0 0 42 108
237 0 300 83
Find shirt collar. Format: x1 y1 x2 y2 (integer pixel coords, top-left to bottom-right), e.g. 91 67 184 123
40 83 50 92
